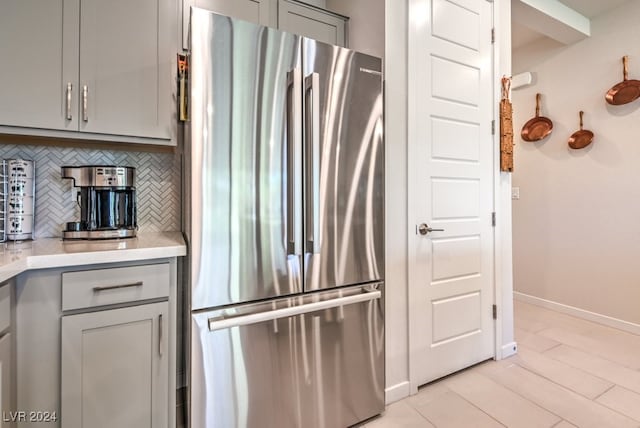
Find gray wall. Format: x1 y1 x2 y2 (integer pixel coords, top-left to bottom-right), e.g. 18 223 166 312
326 0 384 58
512 1 640 324
0 142 180 238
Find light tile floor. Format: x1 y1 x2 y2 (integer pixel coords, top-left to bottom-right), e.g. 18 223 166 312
362 300 640 428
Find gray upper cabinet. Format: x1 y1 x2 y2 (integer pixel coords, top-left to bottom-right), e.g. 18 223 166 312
77 0 171 140
0 0 76 132
0 0 172 145
182 0 272 49
182 0 347 49
277 0 347 47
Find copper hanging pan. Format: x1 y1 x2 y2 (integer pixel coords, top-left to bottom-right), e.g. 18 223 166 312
521 93 553 142
568 111 594 149
605 56 640 105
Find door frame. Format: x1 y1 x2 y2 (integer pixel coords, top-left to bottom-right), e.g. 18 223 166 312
492 0 517 363
406 0 507 394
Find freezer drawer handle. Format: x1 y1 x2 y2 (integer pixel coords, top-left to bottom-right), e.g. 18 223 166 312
208 289 381 331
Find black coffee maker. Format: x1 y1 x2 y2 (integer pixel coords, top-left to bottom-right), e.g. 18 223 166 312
61 166 137 239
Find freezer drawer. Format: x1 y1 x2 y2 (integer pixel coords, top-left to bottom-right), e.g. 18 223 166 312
190 284 384 428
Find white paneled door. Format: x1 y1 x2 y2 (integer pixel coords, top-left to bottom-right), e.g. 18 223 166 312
408 0 495 387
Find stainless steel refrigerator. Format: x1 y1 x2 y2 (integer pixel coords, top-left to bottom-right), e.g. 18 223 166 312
186 8 384 428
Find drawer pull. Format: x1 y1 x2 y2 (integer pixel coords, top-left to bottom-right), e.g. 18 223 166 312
92 281 143 292
66 82 73 120
82 84 88 122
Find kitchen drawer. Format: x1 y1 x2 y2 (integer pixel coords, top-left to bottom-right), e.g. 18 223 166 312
0 283 9 334
62 263 170 311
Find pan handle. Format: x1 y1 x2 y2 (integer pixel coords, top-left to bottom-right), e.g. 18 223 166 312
535 93 541 117
579 111 584 130
623 56 629 81
501 76 510 100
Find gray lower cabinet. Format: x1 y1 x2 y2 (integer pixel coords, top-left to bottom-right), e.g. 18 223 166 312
0 0 173 145
61 302 169 428
0 280 13 428
0 333 11 428
15 259 177 428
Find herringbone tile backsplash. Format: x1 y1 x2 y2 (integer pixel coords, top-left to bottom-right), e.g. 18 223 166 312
0 143 181 238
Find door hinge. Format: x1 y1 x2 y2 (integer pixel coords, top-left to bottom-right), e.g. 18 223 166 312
492 304 497 320
491 119 495 135
491 212 496 227
491 28 495 44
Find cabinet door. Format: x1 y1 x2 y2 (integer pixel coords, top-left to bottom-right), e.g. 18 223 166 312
277 0 346 47
182 0 272 49
0 0 79 131
0 333 11 428
61 302 168 428
79 0 170 140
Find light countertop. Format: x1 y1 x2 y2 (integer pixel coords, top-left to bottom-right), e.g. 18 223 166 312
0 231 187 283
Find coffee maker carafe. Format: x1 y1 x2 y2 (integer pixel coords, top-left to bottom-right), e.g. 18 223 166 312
61 166 137 239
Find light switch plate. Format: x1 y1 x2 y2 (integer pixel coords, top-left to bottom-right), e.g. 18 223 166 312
511 187 520 200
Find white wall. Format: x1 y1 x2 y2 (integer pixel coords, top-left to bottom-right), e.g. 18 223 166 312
496 0 515 359
512 1 640 325
382 0 409 403
326 0 385 58
323 0 399 403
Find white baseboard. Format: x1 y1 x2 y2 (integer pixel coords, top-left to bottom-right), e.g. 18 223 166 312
500 341 518 359
385 381 411 404
514 292 640 336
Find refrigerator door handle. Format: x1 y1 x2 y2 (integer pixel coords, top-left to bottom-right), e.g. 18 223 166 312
286 69 303 256
208 289 381 331
304 72 321 255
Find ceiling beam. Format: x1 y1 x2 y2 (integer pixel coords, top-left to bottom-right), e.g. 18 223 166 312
512 0 590 45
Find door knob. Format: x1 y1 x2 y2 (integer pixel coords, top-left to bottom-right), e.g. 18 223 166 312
417 223 444 235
